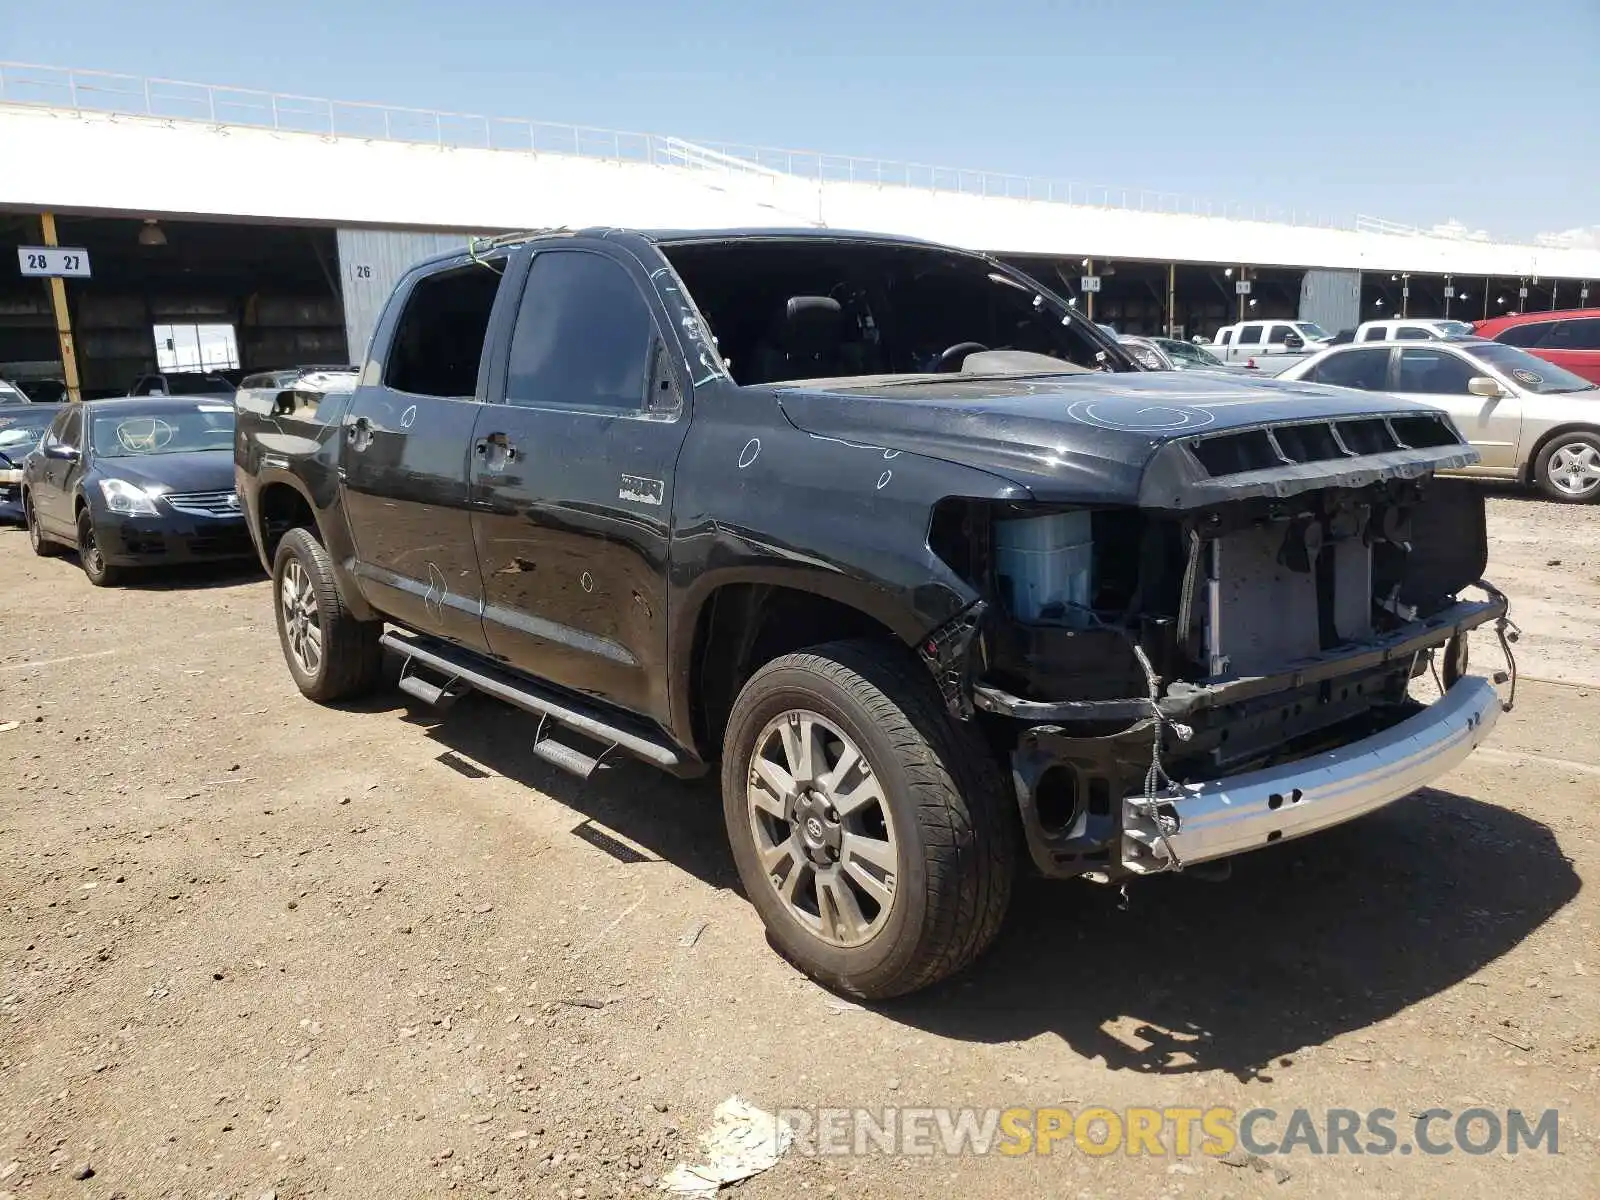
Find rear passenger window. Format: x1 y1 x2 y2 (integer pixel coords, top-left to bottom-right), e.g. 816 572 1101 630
1306 348 1390 390
1395 327 1430 340
384 264 505 398
1543 318 1600 350
505 251 654 412
1495 321 1553 348
1360 327 1389 342
1236 325 1262 346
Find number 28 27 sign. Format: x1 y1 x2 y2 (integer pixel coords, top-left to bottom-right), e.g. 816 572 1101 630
18 247 92 278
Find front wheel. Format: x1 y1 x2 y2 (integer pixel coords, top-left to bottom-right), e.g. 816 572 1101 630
1534 432 1600 503
272 527 383 702
25 494 64 557
77 510 123 586
721 640 1015 999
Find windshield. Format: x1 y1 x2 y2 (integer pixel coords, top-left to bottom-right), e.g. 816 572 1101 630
1472 343 1597 394
1294 322 1332 341
660 240 1126 384
1434 321 1475 337
162 374 236 396
0 413 55 454
90 403 237 457
0 382 28 404
1157 339 1224 367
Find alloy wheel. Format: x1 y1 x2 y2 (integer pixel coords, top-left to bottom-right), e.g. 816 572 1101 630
1546 440 1600 499
280 558 324 677
746 709 900 947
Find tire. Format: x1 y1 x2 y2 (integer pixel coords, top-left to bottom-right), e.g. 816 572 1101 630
24 494 64 557
1533 431 1600 503
272 526 383 703
721 639 1015 999
77 509 123 587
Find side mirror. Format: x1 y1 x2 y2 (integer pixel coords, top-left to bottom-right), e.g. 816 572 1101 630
45 442 79 461
1282 333 1305 350
1467 376 1505 399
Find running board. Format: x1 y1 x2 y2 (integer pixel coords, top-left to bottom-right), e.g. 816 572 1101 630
379 631 683 772
397 662 469 709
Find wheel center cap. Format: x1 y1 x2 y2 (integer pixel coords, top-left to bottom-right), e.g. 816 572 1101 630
804 816 826 844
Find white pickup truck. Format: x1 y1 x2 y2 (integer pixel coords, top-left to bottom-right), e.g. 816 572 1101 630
1349 318 1478 343
1207 319 1334 374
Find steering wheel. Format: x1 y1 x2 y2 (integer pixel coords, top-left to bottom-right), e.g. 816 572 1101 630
116 417 176 453
934 341 989 372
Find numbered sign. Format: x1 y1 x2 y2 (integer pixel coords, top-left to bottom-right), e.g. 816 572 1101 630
1080 275 1101 293
1444 285 1455 299
1235 280 1252 295
352 263 374 281
18 246 91 278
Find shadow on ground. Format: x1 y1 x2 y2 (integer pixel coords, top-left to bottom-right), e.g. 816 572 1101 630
891 787 1579 1079
366 687 1580 1082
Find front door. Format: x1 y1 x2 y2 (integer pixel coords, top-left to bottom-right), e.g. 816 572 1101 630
1391 346 1523 473
338 262 507 652
471 245 689 724
33 405 85 534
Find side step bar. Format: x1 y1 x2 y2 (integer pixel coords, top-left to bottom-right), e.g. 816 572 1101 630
379 631 683 773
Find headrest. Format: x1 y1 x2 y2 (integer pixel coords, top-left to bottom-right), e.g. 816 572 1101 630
776 295 843 356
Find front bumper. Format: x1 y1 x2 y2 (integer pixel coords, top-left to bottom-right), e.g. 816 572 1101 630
94 513 255 565
1122 676 1500 873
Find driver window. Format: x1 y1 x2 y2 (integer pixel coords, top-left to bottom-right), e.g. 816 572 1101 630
59 409 83 451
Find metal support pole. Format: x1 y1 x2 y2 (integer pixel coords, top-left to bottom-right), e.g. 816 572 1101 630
1167 262 1177 337
1237 267 1247 323
1444 275 1452 320
40 212 82 404
1551 282 1558 312
1483 282 1490 322
1085 258 1094 322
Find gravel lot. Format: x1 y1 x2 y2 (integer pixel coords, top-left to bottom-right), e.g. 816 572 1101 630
2 493 1597 1199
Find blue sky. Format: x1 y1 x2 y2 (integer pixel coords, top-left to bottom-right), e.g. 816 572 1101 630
3 0 1595 240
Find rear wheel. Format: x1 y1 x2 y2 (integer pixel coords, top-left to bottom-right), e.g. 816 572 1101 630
1533 432 1600 503
77 510 123 587
721 640 1015 999
272 526 383 702
25 494 63 557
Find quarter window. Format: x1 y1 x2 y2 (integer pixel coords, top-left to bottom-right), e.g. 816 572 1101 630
1236 325 1262 346
1396 348 1478 395
505 251 654 412
1395 327 1431 340
1360 327 1389 342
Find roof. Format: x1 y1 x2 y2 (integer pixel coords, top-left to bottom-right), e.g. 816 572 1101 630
409 226 961 272
80 394 235 412
1476 307 1600 332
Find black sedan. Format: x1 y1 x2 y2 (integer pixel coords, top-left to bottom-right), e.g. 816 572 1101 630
0 404 61 523
22 396 253 586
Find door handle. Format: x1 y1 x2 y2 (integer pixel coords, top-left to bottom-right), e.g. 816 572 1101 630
475 433 519 467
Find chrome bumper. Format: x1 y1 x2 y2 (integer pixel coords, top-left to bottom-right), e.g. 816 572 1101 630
1122 677 1501 872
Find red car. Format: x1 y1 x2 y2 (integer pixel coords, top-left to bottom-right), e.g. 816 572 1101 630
1475 308 1600 384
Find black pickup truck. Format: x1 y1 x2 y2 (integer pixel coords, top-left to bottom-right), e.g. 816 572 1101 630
235 227 1513 998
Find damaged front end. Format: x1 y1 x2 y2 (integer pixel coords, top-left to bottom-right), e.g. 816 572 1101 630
923 412 1517 882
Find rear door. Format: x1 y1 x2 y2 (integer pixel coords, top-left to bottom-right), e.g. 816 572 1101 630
1231 322 1262 362
338 259 510 652
470 243 689 724
1535 318 1600 384
1391 346 1522 472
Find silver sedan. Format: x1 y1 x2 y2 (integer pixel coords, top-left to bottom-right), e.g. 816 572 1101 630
1277 337 1600 502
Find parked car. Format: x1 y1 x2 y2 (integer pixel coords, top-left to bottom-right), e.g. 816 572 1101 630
0 403 61 523
1278 337 1600 502
236 227 1509 999
1474 308 1600 384
0 379 32 404
128 371 238 399
1350 318 1478 344
1119 335 1251 373
1206 319 1334 371
22 395 253 584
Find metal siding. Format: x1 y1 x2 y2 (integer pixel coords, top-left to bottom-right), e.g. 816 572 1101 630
1300 268 1362 335
336 229 481 366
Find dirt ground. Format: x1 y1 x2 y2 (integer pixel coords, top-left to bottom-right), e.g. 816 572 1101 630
2 493 1597 1200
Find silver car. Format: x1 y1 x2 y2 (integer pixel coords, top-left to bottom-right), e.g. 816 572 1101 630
1278 336 1600 502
